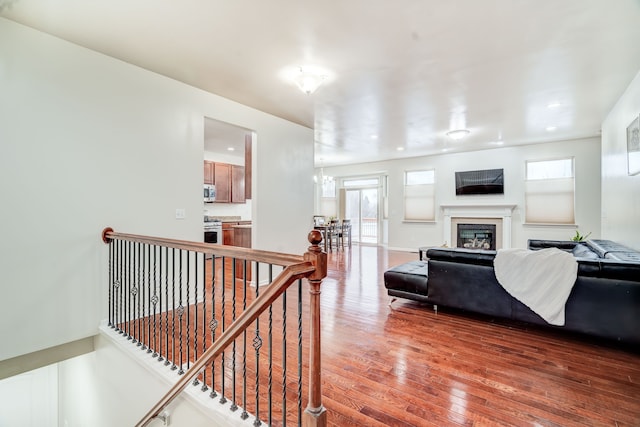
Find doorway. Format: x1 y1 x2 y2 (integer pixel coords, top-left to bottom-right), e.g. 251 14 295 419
344 184 379 245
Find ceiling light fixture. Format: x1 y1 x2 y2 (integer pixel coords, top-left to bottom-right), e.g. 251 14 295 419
446 129 470 140
546 126 557 131
294 67 326 95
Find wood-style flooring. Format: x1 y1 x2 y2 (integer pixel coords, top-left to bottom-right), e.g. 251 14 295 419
319 245 640 426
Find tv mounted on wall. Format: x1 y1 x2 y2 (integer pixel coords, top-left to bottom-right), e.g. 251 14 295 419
455 168 504 195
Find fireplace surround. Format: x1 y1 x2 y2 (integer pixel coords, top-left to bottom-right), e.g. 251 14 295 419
441 204 516 249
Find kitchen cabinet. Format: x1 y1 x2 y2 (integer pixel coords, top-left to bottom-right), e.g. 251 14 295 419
222 221 252 246
231 165 245 203
232 225 251 280
204 161 214 185
203 161 245 203
222 222 235 245
213 162 231 203
245 134 252 200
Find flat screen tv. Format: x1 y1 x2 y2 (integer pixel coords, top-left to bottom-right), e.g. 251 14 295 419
455 168 504 195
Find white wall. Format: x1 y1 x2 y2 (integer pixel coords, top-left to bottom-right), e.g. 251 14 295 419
318 137 601 250
0 365 57 427
57 331 250 427
601 70 640 250
0 17 314 363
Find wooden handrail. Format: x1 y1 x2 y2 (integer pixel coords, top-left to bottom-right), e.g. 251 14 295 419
103 228 329 427
102 228 305 266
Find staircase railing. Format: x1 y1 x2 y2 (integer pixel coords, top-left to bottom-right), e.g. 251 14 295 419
101 227 327 427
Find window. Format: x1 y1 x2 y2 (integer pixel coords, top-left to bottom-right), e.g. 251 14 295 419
404 169 435 221
321 178 336 198
344 178 379 187
525 158 575 224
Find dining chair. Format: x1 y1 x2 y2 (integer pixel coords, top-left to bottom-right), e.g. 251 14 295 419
327 219 341 251
340 219 352 248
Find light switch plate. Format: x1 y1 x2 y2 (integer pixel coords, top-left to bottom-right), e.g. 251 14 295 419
175 208 186 219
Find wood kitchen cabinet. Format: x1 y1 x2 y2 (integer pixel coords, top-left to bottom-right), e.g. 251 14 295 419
203 161 214 185
232 225 251 280
245 134 252 200
203 160 245 203
222 222 235 245
213 162 231 203
231 165 245 203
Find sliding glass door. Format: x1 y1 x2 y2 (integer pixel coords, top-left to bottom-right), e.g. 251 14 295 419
345 187 378 244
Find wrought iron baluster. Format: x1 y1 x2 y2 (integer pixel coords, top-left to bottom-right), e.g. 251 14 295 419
177 250 185 375
209 254 218 398
163 246 170 366
219 256 227 404
268 263 274 426
199 252 208 390
186 250 191 371
108 237 113 327
133 242 140 344
127 241 132 340
135 242 142 347
171 248 178 371
192 251 199 386
230 257 238 412
152 245 159 358
297 278 303 425
253 262 263 427
117 239 123 334
143 243 149 351
240 260 249 421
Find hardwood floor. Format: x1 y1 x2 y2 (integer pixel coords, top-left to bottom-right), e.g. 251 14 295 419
319 245 640 426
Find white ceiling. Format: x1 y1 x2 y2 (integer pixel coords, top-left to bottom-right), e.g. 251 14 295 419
3 0 640 166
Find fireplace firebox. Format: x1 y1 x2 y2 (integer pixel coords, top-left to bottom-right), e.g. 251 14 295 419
457 224 496 250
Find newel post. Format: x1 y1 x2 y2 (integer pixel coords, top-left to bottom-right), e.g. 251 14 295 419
302 230 328 427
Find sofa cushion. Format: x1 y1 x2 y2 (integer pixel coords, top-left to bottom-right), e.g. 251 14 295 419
605 251 640 262
528 239 578 252
571 244 600 259
586 239 634 258
384 260 428 296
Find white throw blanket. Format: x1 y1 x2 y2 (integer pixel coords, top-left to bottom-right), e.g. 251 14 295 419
494 248 578 326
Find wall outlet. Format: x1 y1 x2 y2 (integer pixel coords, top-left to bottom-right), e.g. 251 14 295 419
175 208 186 220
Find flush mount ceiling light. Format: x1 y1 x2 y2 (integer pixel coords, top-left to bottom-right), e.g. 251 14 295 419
294 67 327 95
446 129 470 140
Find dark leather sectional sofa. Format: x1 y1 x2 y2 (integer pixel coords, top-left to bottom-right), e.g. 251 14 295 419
384 239 640 346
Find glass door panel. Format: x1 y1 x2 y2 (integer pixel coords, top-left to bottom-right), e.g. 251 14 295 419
345 188 378 244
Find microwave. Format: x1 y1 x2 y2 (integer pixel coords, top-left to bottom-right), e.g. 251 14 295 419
204 184 216 202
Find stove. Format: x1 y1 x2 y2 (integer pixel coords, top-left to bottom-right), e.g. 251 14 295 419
204 218 222 244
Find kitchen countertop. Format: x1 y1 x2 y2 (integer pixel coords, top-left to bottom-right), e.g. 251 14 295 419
204 215 251 223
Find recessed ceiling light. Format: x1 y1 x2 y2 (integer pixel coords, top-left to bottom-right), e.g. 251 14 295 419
547 102 562 109
446 129 470 140
370 134 378 139
396 147 405 151
546 126 557 132
227 147 235 151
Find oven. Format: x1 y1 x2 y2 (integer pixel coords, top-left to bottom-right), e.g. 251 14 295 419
204 219 222 245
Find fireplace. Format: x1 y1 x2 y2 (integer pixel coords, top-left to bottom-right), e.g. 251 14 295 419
441 204 516 249
457 223 496 250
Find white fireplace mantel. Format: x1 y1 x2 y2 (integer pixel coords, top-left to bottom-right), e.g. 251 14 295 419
441 204 517 249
